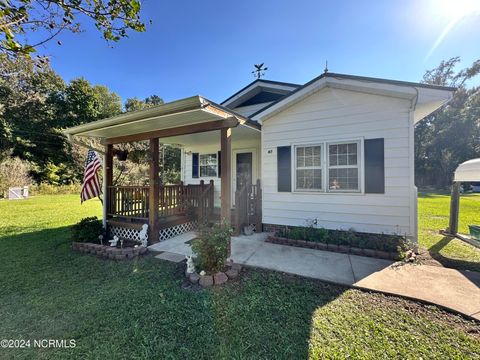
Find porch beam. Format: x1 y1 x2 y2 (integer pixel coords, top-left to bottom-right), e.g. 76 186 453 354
220 128 232 221
103 118 239 145
103 144 113 228
148 138 160 244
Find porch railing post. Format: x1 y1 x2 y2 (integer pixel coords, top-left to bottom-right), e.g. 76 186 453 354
148 138 160 244
449 181 461 235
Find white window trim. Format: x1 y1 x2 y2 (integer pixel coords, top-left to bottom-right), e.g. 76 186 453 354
294 144 323 192
199 153 218 178
326 140 362 193
292 139 364 194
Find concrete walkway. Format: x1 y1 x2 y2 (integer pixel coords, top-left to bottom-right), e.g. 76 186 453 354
150 232 480 321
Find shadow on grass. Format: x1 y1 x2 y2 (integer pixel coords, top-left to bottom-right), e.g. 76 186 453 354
0 225 348 359
428 235 480 273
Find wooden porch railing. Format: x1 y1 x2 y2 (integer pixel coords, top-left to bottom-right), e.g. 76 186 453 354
234 179 262 235
107 180 214 220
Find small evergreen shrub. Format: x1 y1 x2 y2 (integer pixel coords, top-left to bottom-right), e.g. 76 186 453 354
71 217 103 243
192 221 232 273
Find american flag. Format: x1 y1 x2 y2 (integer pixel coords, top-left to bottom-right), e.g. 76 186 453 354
81 149 102 203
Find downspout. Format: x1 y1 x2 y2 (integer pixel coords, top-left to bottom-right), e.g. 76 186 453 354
409 88 419 249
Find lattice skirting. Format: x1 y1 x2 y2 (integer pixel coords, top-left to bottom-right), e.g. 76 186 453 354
159 221 197 242
109 225 142 242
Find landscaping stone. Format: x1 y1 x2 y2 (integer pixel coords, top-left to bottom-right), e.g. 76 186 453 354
327 244 339 252
214 272 228 285
350 247 364 256
376 250 390 260
199 275 213 287
231 263 242 272
338 245 349 253
363 249 376 257
225 268 239 279
316 242 328 250
188 272 200 284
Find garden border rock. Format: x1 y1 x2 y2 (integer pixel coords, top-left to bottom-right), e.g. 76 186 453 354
266 235 402 260
72 241 147 260
188 262 242 287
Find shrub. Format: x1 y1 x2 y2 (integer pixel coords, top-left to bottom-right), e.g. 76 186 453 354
192 221 232 273
30 183 82 195
288 227 306 240
0 157 32 197
71 217 103 243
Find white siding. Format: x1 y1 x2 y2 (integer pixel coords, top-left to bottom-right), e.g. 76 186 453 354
181 137 261 207
262 87 415 237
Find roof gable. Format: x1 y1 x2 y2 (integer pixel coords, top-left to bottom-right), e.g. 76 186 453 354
222 79 300 109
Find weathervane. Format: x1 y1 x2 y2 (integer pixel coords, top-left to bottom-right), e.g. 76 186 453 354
252 63 268 79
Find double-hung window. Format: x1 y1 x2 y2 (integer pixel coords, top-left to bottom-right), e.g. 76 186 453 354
295 145 322 191
199 153 217 177
327 141 360 192
293 140 361 193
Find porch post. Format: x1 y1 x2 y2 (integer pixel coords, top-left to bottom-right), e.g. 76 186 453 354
148 138 160 244
103 144 113 229
220 128 232 222
449 181 461 235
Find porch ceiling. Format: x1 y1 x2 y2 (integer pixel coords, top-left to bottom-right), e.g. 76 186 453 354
63 96 259 142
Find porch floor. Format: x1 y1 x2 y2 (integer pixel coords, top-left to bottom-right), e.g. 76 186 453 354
149 232 480 320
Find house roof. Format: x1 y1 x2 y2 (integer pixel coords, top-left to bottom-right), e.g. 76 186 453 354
63 96 259 141
221 79 301 106
250 72 457 123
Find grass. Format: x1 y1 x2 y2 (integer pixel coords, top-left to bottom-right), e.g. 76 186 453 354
0 194 479 359
418 192 480 271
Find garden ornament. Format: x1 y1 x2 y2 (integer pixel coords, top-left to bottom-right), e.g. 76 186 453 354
185 255 196 274
109 235 119 247
139 224 148 247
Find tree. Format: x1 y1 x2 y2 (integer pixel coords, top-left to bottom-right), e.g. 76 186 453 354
0 0 145 57
124 94 163 112
93 85 122 119
0 157 31 196
415 57 480 188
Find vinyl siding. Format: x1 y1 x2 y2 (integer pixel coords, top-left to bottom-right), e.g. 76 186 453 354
261 87 415 237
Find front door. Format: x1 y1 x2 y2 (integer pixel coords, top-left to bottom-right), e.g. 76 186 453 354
233 150 255 205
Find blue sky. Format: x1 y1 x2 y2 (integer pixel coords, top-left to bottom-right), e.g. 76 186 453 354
34 0 480 104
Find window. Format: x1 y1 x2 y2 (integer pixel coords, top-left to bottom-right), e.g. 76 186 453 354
295 145 322 190
327 141 360 191
199 153 217 177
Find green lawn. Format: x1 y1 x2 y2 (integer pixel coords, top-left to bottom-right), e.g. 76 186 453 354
418 192 480 271
0 194 479 359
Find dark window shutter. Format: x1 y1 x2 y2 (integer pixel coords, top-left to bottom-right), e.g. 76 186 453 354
364 138 384 193
217 151 221 177
277 146 292 192
192 153 199 178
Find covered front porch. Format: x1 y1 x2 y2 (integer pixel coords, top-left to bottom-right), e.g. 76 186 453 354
64 96 262 244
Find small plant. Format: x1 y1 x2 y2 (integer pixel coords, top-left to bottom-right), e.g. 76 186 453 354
71 217 103 243
288 227 306 240
191 221 232 273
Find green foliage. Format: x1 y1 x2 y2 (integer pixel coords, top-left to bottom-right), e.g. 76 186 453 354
416 57 480 188
0 157 31 196
30 183 81 196
0 55 124 185
70 216 103 243
124 94 164 112
278 225 407 252
0 0 145 57
191 222 232 273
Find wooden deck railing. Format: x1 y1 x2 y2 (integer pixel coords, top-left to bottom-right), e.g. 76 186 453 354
107 180 214 220
234 179 262 235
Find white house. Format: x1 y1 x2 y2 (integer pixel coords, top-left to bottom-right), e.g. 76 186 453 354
64 72 455 245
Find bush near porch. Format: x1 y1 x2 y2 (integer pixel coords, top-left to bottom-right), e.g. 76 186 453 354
0 194 479 359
